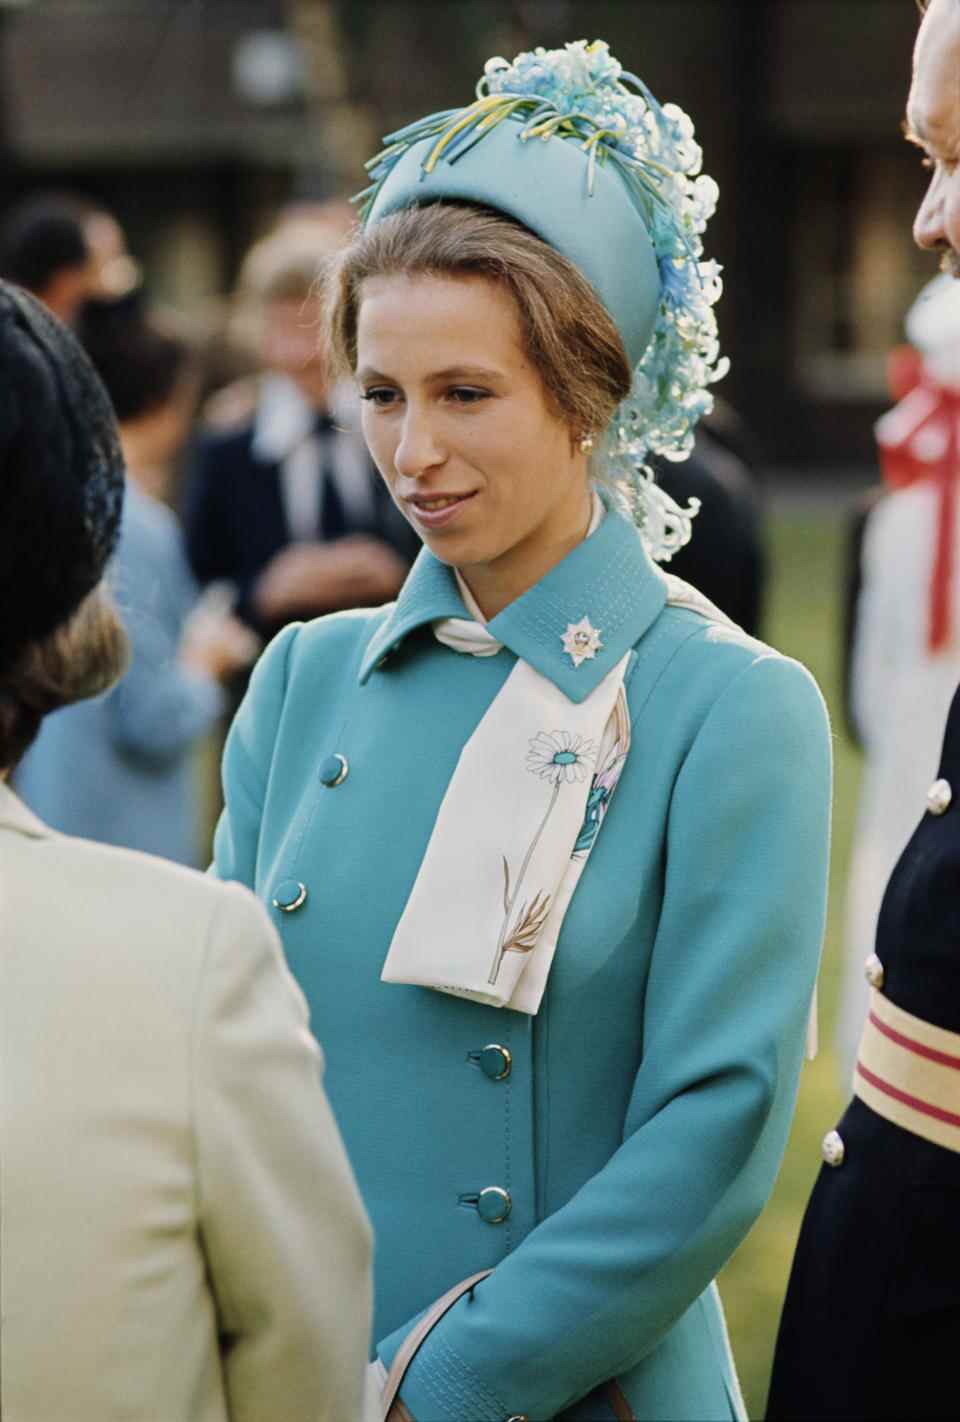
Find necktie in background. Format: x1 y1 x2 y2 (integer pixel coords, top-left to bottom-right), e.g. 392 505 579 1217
315 412 347 541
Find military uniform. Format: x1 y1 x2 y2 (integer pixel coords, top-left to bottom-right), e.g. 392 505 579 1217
767 684 960 1421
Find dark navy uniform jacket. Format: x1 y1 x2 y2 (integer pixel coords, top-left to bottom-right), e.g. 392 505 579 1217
767 683 960 1421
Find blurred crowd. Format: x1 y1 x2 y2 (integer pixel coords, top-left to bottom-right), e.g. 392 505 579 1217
1 186 769 869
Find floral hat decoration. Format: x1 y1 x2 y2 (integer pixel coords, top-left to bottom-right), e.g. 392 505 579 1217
357 39 728 562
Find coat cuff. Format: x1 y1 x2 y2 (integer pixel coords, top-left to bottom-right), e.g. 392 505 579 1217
378 1314 514 1422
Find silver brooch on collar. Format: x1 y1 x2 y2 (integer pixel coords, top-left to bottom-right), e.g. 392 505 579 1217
561 617 603 668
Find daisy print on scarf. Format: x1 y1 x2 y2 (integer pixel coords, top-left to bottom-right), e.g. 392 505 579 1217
489 731 597 986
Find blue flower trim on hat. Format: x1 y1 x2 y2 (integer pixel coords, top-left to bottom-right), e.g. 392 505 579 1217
357 39 728 562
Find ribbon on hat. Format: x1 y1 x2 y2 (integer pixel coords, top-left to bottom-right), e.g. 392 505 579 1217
875 369 960 652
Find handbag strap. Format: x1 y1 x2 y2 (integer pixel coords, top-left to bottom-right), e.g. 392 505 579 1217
380 1270 636 1422
380 1270 493 1420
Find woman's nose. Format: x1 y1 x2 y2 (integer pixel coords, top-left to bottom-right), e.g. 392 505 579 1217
394 411 444 478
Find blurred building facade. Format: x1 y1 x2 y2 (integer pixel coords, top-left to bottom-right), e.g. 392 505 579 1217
0 0 932 468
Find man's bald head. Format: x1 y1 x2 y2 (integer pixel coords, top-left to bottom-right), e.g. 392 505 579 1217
908 0 960 275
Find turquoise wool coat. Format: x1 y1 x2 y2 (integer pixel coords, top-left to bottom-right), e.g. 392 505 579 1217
214 508 832 1422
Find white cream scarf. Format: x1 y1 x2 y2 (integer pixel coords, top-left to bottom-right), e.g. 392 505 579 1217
381 499 631 1014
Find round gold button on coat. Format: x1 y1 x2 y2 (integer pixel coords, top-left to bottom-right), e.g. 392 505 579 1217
821 1129 845 1168
477 1186 512 1224
479 1044 512 1080
863 953 884 989
927 778 952 816
272 879 307 913
319 753 349 788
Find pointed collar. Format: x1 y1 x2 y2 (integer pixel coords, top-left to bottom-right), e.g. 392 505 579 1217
0 779 50 839
359 509 668 703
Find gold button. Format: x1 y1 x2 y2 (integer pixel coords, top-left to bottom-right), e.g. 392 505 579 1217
821 1129 845 1168
863 953 884 989
319 753 349 788
927 778 952 816
477 1186 512 1224
480 1044 512 1080
272 880 308 913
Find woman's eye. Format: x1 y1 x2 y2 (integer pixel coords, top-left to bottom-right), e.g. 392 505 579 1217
448 387 489 405
361 387 399 407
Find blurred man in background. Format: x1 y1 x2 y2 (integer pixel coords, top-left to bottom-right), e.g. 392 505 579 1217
0 192 138 326
185 210 417 647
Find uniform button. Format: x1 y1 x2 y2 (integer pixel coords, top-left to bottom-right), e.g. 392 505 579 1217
927 778 952 816
479 1044 512 1081
272 879 307 913
477 1186 512 1224
319 753 349 788
864 953 884 989
821 1129 845 1168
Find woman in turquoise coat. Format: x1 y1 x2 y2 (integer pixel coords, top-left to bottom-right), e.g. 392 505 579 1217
214 41 831 1422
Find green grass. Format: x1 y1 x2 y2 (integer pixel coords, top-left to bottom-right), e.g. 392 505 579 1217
719 509 861 1418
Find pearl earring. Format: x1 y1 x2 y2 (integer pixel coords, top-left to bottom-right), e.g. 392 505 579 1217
579 434 595 455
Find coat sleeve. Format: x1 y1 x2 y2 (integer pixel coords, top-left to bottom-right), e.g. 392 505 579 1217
192 881 373 1422
379 652 833 1422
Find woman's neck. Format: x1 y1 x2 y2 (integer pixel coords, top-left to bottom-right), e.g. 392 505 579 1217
459 489 600 621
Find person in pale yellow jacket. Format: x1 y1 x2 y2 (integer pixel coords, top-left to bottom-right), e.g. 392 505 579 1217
0 278 373 1421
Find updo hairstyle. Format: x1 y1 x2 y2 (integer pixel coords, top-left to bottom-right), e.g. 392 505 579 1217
0 582 128 769
325 202 633 442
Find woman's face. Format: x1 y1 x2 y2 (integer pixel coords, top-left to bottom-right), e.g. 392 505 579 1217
355 272 591 614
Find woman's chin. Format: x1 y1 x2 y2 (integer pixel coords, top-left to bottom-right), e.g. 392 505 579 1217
420 529 491 568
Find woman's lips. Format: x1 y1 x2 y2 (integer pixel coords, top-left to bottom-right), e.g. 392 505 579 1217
406 491 478 530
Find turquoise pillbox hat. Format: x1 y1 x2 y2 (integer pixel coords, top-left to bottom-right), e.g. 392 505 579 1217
365 115 661 369
356 41 726 562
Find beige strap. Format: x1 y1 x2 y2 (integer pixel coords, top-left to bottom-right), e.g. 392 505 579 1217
380 1270 493 1421
380 1268 636 1422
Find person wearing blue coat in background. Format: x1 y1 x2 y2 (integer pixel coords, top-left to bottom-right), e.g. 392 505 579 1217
213 41 832 1422
17 312 257 864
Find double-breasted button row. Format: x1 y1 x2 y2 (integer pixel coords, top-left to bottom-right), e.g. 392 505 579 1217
271 752 350 912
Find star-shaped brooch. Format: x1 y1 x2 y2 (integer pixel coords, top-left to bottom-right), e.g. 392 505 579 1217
561 617 603 668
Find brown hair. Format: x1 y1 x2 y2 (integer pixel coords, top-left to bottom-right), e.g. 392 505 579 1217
325 202 633 440
0 582 129 769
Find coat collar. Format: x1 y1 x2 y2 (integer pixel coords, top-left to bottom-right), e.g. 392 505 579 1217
0 779 50 839
359 508 668 703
